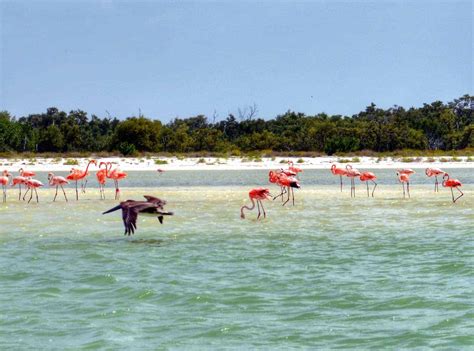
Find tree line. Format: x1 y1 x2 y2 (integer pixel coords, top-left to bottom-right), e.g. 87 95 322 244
0 95 472 155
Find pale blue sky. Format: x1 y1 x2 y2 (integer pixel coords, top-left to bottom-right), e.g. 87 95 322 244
1 0 472 121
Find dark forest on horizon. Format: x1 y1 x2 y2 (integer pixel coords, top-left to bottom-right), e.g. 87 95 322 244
0 95 472 156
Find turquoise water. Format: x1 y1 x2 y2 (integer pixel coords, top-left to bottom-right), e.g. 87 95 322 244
1 169 473 349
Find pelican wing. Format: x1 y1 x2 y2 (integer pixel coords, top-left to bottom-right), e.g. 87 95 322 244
143 195 166 207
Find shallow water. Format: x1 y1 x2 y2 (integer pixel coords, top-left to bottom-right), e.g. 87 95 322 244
1 169 473 349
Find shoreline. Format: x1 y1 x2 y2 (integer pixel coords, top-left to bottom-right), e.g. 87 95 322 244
1 156 473 172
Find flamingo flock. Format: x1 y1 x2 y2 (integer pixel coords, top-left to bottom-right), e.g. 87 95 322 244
0 160 128 203
241 163 466 220
0 160 467 224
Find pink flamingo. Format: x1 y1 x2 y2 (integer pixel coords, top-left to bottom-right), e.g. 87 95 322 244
0 170 12 202
397 171 412 198
19 168 36 178
25 178 43 203
12 175 28 200
96 162 108 200
269 170 300 206
240 188 272 219
17 168 37 201
288 161 303 178
105 162 128 200
66 160 97 200
157 168 165 175
345 165 361 197
442 173 463 203
359 171 377 197
48 173 69 202
331 164 347 192
425 168 445 192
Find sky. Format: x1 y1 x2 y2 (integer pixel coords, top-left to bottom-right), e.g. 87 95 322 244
0 0 472 122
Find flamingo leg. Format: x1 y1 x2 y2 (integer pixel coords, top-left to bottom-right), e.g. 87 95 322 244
402 182 405 198
340 175 343 192
434 176 438 192
75 180 79 200
257 199 261 219
61 185 68 202
2 185 5 203
273 187 286 201
260 200 266 218
283 187 290 206
453 187 464 203
23 187 30 201
407 182 410 198
28 188 33 203
35 188 39 203
54 185 58 202
292 187 295 206
18 184 21 201
371 180 377 197
82 179 88 193
366 181 369 197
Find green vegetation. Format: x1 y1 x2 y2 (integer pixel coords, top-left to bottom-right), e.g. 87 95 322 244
0 95 472 156
154 159 168 165
63 159 79 165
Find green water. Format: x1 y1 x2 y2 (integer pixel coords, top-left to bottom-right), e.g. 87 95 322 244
1 170 473 349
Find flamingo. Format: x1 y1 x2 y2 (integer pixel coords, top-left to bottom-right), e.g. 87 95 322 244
240 188 272 219
0 170 12 202
345 165 361 197
425 168 445 192
66 160 97 200
97 162 108 200
48 173 69 202
12 176 28 200
105 162 128 200
398 168 416 176
288 161 303 178
331 164 347 192
19 168 36 178
25 178 43 203
359 171 377 197
397 171 412 198
442 173 463 203
157 168 165 174
17 168 36 201
270 170 300 206
103 195 173 235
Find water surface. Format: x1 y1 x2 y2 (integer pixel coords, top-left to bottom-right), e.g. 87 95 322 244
1 169 473 349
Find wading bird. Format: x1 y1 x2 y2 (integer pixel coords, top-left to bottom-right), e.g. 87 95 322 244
269 170 300 206
442 173 463 203
104 162 128 200
12 176 28 201
96 162 108 200
359 171 377 197
425 168 445 192
103 195 173 235
397 171 412 199
0 170 12 202
66 160 97 200
288 161 303 177
25 178 43 203
240 188 272 219
331 164 347 192
345 165 361 197
48 173 69 202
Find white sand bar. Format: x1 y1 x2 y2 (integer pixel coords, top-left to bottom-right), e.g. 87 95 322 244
1 156 473 172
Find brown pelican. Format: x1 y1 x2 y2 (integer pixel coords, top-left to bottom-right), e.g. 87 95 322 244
103 195 173 235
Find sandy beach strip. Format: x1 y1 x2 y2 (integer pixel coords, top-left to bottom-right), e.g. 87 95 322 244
0 156 473 172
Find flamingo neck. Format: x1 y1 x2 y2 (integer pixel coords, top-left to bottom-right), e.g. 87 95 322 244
240 197 256 217
82 160 94 176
